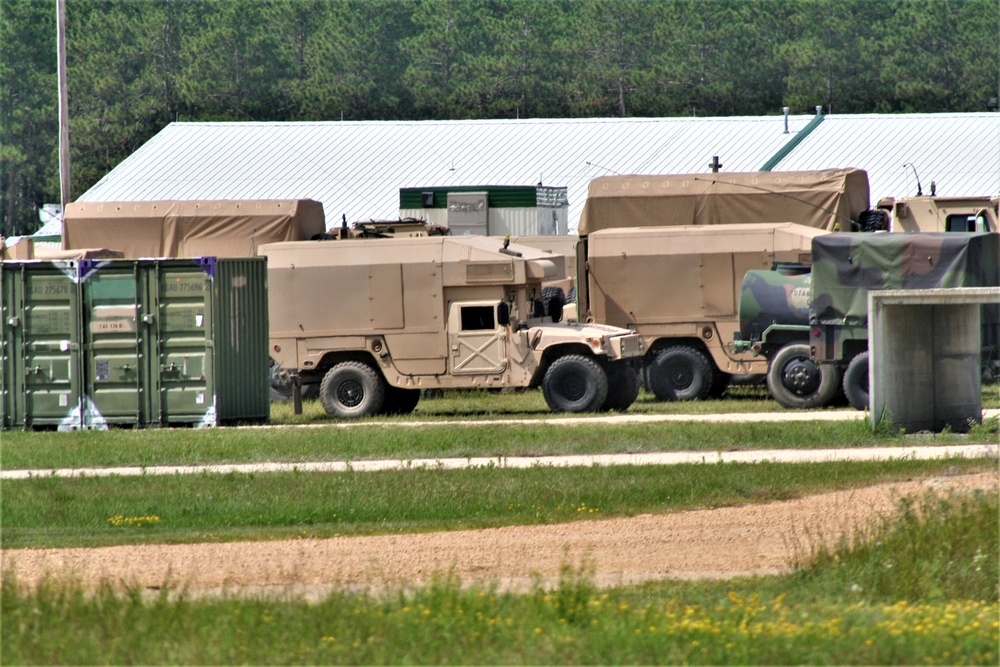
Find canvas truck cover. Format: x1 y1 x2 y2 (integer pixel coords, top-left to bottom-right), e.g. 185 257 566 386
578 169 870 236
586 222 824 327
62 200 326 258
810 232 1000 328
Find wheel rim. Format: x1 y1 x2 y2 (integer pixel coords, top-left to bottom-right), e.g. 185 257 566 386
336 379 365 407
782 357 821 396
662 358 693 390
558 370 588 402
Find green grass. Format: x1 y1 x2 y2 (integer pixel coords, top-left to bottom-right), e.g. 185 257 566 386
3 408 998 472
3 490 996 665
3 458 994 550
272 382 1000 422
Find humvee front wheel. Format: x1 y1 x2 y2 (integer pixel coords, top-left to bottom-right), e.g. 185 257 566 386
601 362 640 411
320 361 386 418
766 343 839 409
843 352 869 411
542 354 608 413
648 345 714 401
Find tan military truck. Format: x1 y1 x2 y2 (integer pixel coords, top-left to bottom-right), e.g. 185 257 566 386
260 235 645 418
575 169 876 400
878 195 998 233
581 223 825 400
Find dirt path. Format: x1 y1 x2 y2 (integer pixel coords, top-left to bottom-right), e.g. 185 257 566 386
4 471 996 598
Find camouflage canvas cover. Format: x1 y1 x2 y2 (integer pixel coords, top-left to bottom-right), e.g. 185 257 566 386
810 232 1000 328
578 168 870 236
62 200 326 258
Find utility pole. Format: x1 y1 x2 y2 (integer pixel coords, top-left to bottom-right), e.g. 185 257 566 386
56 0 71 210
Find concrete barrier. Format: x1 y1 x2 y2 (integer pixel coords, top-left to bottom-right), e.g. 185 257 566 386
869 287 1000 433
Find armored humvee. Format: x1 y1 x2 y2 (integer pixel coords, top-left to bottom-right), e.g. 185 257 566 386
259 235 644 418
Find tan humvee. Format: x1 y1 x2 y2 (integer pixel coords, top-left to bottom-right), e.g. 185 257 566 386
878 195 999 233
259 235 644 418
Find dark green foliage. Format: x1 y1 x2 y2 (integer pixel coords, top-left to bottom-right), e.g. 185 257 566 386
3 0 998 235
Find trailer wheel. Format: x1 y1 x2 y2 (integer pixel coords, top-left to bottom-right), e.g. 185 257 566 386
648 345 714 401
319 361 386 418
381 386 421 415
542 355 608 413
843 352 870 411
601 362 640 411
766 343 839 409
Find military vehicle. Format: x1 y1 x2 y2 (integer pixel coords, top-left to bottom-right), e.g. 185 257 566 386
878 195 998 233
259 235 645 418
736 232 1000 409
575 169 876 400
581 223 824 400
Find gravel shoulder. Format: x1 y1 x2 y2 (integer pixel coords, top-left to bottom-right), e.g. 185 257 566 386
4 470 996 598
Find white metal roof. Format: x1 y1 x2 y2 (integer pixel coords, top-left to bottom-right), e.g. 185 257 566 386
78 113 999 233
775 113 1000 202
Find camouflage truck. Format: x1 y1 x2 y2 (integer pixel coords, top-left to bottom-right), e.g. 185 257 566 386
737 232 1000 409
259 235 645 418
574 169 879 400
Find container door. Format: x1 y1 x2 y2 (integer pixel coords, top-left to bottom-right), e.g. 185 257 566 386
17 264 83 429
148 263 215 425
81 264 143 427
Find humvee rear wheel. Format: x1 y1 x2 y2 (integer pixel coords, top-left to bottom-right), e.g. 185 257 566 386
542 354 608 413
648 345 714 401
601 362 640 411
320 361 386 418
766 343 839 409
843 352 870 411
381 386 421 415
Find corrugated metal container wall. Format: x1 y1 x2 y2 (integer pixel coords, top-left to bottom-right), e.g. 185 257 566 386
1 261 85 430
206 257 270 423
1 258 269 430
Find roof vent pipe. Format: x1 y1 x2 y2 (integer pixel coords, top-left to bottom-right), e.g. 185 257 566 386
782 107 789 134
816 105 823 115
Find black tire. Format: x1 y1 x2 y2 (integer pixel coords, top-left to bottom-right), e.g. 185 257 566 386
542 354 608 413
843 352 870 411
541 286 565 322
567 287 576 304
766 343 840 409
319 361 386 418
648 345 714 401
381 386 421 415
601 362 640 411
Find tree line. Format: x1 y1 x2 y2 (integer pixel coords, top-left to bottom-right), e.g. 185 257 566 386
2 0 998 236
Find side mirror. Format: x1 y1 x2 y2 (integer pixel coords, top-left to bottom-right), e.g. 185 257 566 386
497 302 510 326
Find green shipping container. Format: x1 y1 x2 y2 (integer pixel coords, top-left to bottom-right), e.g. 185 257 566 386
1 258 269 430
1 261 84 429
